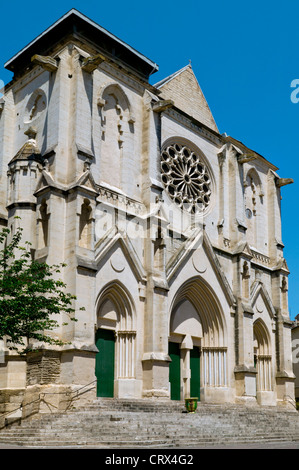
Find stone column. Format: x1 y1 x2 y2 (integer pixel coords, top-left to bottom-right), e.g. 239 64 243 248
272 268 296 405
181 335 193 399
234 252 257 403
141 95 171 398
142 215 170 398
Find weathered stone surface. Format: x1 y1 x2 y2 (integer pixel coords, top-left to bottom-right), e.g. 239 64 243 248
0 9 295 422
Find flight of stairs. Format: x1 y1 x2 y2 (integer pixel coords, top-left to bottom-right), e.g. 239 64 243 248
0 399 299 448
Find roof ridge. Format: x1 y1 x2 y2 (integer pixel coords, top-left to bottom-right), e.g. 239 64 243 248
154 64 191 88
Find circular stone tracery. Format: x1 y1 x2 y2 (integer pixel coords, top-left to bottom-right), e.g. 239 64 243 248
161 143 212 213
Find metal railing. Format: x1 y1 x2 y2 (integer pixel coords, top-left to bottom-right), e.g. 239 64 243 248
283 395 298 410
0 379 97 427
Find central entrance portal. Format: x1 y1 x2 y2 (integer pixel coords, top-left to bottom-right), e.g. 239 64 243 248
169 296 203 400
168 341 200 400
169 277 227 402
169 342 181 400
190 346 200 398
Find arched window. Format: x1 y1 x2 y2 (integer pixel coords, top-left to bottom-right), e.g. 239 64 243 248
161 137 215 215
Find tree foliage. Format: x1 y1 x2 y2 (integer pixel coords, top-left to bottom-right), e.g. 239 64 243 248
0 224 81 353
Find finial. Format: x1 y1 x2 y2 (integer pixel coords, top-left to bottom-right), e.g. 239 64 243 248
24 126 37 140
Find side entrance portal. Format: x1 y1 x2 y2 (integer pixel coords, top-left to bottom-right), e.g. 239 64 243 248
95 329 115 397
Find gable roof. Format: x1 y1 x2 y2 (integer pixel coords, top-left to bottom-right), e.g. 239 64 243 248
5 9 159 81
154 64 218 132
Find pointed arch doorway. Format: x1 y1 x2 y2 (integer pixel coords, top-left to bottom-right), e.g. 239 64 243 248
253 319 273 403
169 299 202 400
169 277 227 401
95 282 137 398
95 327 115 397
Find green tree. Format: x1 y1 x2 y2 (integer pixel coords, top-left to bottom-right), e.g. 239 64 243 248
0 224 81 354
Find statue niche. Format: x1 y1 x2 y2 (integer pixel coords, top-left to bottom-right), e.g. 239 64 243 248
79 199 92 249
98 84 135 192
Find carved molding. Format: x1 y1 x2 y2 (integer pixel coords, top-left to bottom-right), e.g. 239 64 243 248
81 54 105 73
152 100 174 113
275 177 294 188
251 249 271 266
31 54 58 72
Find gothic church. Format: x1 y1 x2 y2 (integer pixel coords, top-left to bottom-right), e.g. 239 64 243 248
0 9 295 416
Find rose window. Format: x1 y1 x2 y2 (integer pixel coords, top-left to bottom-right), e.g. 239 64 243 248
161 143 212 213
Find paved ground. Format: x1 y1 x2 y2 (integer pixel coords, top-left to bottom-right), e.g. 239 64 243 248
0 440 299 449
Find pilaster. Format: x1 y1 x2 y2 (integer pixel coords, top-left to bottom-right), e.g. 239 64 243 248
233 246 257 402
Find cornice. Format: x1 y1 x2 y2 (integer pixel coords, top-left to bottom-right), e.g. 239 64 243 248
163 106 223 147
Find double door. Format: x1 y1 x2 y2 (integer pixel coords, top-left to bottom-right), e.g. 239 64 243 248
169 342 200 400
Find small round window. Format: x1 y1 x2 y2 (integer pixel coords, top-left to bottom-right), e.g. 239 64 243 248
161 142 212 213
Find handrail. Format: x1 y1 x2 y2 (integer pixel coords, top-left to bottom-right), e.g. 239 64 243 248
0 380 97 424
40 379 97 398
0 397 40 420
283 395 298 410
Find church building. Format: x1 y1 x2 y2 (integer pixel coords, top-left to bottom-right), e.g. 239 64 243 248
0 9 295 417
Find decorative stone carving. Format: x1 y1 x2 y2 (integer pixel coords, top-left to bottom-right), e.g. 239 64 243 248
192 250 207 274
152 100 174 113
275 178 294 188
31 54 58 72
161 142 212 213
110 254 125 273
81 54 105 73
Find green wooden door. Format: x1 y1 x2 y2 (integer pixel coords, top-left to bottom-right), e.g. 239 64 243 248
95 329 115 397
169 342 181 400
190 346 200 399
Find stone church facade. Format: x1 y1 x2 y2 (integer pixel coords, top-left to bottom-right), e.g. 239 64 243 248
0 9 295 417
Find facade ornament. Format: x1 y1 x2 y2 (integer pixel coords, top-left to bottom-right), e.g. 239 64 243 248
81 54 105 73
161 142 212 213
31 54 58 72
275 177 294 188
152 100 174 113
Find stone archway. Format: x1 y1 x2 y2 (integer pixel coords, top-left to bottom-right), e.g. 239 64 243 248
169 277 227 401
253 319 273 401
95 282 137 398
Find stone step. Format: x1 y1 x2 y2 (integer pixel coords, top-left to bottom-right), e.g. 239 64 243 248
6 421 297 437
1 400 299 448
1 432 299 449
1 426 298 440
1 430 298 445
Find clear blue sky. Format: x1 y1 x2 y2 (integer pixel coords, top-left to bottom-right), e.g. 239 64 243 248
0 1 298 319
